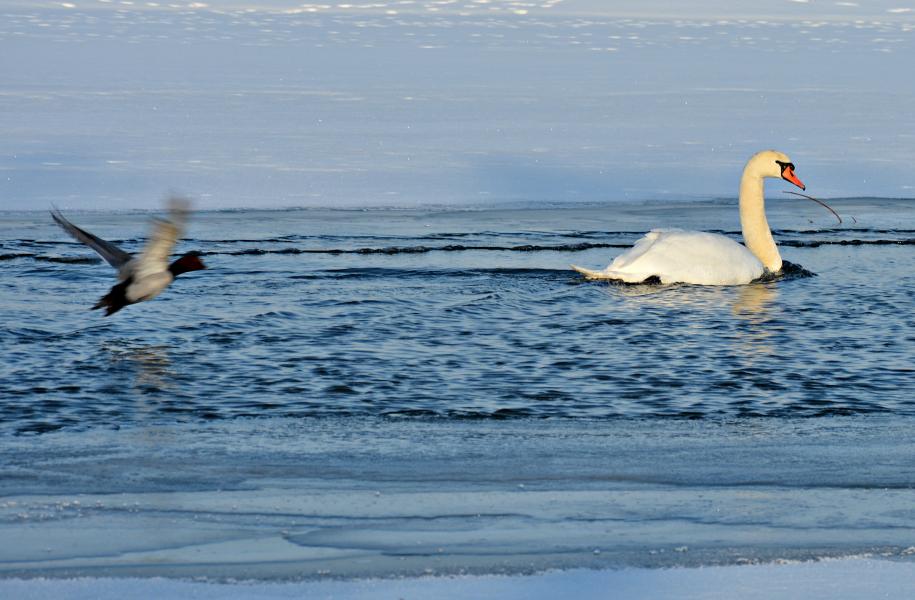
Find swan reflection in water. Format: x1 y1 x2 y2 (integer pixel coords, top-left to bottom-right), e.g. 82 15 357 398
603 280 781 361
731 283 780 360
733 282 779 319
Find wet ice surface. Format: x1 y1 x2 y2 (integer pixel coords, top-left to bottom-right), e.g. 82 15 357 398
2 417 915 579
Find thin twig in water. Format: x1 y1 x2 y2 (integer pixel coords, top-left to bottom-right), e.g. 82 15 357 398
782 191 843 225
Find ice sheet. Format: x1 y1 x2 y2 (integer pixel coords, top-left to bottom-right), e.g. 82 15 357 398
2 418 915 579
2 558 915 600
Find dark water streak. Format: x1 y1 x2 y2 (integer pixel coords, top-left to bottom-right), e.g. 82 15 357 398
3 226 915 263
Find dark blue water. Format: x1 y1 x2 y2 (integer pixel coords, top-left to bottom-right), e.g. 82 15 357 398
2 199 913 435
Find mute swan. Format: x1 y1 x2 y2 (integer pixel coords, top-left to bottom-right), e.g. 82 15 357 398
51 198 206 316
571 150 806 285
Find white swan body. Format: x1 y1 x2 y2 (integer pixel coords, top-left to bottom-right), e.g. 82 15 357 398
574 229 765 285
572 150 806 286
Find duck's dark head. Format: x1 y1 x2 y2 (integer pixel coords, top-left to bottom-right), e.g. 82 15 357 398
169 252 207 276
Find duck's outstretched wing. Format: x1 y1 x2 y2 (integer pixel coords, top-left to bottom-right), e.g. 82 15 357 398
50 209 133 269
133 197 190 279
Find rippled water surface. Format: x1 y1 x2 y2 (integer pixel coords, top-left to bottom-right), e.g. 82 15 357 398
2 200 913 434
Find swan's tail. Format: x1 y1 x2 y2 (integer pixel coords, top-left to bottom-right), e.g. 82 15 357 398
571 264 659 283
571 264 613 280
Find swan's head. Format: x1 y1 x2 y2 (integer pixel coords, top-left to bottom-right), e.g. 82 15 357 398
747 150 805 190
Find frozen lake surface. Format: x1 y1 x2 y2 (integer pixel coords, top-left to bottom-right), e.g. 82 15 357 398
1 1 914 209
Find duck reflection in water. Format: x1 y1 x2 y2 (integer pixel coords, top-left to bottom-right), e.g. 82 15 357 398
103 343 174 392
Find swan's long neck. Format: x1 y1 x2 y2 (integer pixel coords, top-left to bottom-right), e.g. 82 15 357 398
739 169 782 273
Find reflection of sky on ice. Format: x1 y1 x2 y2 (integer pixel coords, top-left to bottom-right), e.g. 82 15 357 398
1 1 913 208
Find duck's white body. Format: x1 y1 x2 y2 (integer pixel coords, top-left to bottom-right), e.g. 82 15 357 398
572 150 806 286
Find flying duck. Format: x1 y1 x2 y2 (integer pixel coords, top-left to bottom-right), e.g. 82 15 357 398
51 198 206 316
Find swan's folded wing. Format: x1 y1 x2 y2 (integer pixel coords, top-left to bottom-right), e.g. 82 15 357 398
573 229 763 285
50 209 133 269
133 198 190 279
571 230 674 282
609 229 682 270
611 231 764 285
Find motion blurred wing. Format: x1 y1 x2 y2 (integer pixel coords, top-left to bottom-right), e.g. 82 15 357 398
134 197 191 279
50 209 133 269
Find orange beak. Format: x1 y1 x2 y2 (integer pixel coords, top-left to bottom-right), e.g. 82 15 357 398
782 166 805 190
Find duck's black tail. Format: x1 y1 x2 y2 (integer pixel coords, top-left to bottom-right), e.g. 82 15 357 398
92 281 130 316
